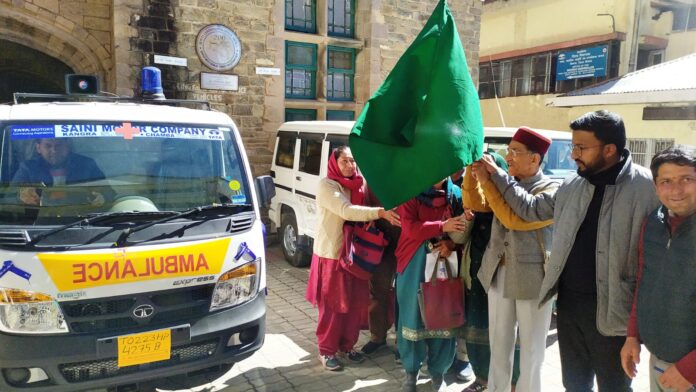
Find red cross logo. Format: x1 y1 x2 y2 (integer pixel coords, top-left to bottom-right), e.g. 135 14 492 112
115 123 141 140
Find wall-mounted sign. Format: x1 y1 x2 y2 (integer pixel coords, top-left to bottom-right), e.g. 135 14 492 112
200 72 238 91
154 55 188 67
196 25 242 72
556 45 608 81
255 67 281 76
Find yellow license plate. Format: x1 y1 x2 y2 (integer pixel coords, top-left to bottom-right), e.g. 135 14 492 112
117 329 171 368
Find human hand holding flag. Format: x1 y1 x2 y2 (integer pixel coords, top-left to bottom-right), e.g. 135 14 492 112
349 0 484 209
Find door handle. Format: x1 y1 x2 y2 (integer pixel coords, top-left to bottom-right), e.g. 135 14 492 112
296 176 301 181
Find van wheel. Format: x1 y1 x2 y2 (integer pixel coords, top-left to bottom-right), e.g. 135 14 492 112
279 212 309 267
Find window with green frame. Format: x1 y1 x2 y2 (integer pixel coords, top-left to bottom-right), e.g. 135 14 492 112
285 41 317 99
328 0 355 37
285 108 317 121
326 110 354 120
327 46 355 101
285 0 316 33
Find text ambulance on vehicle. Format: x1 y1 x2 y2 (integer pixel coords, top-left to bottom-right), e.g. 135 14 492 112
0 69 275 391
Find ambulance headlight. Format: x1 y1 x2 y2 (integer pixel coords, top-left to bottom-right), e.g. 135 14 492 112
210 260 260 312
0 289 68 334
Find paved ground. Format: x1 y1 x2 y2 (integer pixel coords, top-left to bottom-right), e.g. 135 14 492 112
152 244 651 392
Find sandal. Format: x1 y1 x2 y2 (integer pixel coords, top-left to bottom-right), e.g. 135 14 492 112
462 381 487 392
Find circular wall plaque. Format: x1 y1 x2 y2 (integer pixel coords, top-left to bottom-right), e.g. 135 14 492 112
196 24 242 72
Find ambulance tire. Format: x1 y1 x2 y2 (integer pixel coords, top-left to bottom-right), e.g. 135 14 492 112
279 212 309 268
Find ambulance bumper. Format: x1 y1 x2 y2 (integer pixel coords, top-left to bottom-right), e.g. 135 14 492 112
0 292 266 392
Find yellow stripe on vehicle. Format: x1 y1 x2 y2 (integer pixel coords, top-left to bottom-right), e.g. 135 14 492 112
39 238 230 291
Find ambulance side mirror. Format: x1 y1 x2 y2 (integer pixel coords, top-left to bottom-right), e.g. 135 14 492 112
254 175 275 208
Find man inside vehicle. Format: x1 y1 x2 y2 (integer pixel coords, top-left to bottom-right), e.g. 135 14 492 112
12 137 109 206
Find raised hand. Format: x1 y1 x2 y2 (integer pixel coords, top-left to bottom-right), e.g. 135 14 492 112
442 217 468 233
479 153 500 173
471 162 491 183
378 208 401 227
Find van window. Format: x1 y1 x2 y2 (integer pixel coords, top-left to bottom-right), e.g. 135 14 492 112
326 134 349 159
275 133 296 168
544 139 576 176
299 137 322 175
486 137 575 177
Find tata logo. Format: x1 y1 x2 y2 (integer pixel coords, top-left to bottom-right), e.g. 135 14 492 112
132 304 155 319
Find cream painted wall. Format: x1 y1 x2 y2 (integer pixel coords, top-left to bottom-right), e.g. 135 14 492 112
666 30 696 61
480 0 631 56
480 0 680 73
480 95 570 130
481 99 696 147
478 0 696 148
566 104 696 146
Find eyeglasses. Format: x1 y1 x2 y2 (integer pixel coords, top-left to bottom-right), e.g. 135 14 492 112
507 148 533 158
571 144 604 155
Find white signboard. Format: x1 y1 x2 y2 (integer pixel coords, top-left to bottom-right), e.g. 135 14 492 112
255 67 281 76
200 73 239 91
154 55 188 67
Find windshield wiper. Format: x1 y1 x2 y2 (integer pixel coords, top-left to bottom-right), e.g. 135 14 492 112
28 211 178 247
114 204 252 247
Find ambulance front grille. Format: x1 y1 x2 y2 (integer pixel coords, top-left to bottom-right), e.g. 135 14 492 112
61 285 214 334
58 339 219 383
229 213 254 233
0 229 29 247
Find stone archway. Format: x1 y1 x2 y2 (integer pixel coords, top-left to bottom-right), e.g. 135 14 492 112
0 40 74 103
0 3 113 96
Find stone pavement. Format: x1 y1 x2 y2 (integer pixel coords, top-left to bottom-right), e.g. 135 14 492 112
156 244 651 392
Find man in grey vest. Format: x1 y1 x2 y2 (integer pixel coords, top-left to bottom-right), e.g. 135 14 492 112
477 110 659 391
621 148 696 392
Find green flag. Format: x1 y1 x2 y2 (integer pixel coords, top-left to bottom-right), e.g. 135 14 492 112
349 0 483 209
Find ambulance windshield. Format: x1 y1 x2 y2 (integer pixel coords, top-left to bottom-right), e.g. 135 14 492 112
0 123 251 225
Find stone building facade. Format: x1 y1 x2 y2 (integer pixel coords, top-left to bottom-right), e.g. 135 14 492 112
0 0 481 176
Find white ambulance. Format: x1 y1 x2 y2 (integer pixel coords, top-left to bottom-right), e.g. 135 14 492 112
0 74 274 391
268 121 574 267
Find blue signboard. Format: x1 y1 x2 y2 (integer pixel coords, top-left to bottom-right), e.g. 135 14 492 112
556 45 608 81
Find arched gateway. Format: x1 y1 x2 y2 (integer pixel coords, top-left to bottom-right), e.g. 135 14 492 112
0 3 112 102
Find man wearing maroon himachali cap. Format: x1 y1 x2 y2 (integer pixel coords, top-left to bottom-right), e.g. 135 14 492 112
511 127 552 156
468 127 558 392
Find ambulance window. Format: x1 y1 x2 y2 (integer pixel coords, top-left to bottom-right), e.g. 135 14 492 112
0 123 252 226
299 137 322 176
275 133 296 168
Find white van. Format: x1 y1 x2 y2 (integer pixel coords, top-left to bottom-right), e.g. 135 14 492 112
0 90 274 390
269 121 574 267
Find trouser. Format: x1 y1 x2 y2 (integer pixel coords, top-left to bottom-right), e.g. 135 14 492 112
487 265 553 392
399 336 457 376
556 290 632 392
368 252 396 343
316 297 362 356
